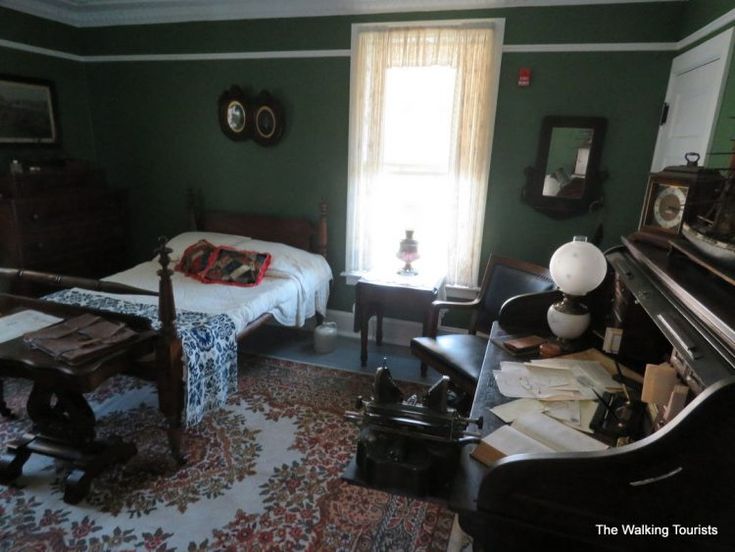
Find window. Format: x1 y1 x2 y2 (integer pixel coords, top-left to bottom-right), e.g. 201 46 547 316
345 20 504 288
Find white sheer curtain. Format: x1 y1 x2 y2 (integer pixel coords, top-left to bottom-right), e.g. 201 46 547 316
345 21 501 288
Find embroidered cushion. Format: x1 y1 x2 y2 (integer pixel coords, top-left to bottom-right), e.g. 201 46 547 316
163 232 251 262
199 246 272 287
175 239 216 275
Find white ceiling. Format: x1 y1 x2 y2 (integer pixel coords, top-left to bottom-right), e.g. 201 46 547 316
0 0 684 28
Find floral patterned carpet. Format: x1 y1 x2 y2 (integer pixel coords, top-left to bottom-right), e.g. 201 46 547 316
0 355 453 551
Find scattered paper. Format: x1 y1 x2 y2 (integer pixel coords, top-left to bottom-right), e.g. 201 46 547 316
525 359 622 392
511 412 609 452
490 397 599 433
490 398 545 423
543 400 581 425
494 361 596 400
0 310 63 345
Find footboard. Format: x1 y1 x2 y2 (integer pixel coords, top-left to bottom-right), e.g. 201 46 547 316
0 242 186 464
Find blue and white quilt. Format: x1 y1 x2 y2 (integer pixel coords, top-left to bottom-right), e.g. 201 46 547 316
45 289 238 428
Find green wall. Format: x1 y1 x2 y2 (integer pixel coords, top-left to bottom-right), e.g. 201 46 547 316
84 57 349 269
76 3 681 312
679 0 734 39
1 1 733 314
77 4 684 54
0 8 95 171
483 51 670 263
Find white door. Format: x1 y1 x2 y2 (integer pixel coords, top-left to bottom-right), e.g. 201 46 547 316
651 28 734 171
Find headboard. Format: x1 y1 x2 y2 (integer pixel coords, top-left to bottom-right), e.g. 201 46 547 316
189 193 328 257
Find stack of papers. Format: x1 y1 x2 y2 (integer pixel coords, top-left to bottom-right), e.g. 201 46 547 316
491 358 623 433
472 411 609 465
494 359 621 400
490 397 599 433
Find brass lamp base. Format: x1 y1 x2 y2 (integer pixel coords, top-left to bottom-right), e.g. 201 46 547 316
397 263 418 276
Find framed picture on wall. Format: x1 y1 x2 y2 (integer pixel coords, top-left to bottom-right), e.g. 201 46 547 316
0 75 60 146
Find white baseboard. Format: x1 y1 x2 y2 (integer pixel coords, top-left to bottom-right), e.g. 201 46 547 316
325 308 462 347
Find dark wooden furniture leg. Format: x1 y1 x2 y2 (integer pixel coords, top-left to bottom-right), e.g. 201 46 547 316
420 313 432 377
0 384 136 504
376 306 384 346
359 308 370 367
0 379 14 419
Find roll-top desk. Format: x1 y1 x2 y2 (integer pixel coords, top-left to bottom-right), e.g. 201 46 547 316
452 237 735 552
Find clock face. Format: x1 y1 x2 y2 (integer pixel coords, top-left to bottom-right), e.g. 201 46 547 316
652 185 687 229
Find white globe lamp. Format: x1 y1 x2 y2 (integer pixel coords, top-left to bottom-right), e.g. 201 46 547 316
547 236 607 344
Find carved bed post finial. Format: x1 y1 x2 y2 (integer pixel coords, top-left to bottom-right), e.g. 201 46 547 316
155 236 176 337
317 200 328 259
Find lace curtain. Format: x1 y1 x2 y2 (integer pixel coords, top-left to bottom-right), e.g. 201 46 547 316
345 22 500 288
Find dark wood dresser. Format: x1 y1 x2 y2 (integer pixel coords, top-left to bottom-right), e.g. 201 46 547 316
0 165 127 287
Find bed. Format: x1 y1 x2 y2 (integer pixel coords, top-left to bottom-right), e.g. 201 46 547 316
1 202 331 463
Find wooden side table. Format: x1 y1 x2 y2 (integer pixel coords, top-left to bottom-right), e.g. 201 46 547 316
353 271 445 367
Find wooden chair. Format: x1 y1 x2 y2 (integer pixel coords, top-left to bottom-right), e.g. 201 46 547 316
410 255 554 397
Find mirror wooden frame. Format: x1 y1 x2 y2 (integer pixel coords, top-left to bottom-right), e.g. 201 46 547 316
522 116 607 219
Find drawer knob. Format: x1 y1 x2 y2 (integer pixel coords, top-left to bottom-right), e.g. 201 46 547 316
32 213 40 221
35 242 44 250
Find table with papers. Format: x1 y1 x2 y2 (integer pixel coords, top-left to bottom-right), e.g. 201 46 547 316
449 323 633 513
491 357 623 434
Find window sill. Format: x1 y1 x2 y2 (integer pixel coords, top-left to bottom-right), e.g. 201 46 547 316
340 271 479 300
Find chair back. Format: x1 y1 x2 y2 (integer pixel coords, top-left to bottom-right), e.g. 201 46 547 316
471 255 555 334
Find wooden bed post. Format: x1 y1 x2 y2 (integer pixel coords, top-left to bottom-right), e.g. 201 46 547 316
154 237 186 465
317 200 328 259
186 188 201 231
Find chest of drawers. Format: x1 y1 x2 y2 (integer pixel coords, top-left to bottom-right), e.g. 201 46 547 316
0 167 127 283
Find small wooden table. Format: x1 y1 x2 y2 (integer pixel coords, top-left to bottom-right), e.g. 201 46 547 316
0 294 157 504
353 271 445 367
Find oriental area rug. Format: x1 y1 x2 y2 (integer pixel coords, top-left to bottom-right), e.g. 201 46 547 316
0 355 453 551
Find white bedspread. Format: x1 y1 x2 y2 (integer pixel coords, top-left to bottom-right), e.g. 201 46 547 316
80 235 332 334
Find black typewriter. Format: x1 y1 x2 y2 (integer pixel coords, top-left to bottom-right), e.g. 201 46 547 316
344 360 482 497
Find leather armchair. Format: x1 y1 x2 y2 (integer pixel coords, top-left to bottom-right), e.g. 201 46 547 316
411 255 554 397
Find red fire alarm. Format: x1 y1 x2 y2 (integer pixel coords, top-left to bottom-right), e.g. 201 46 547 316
518 67 532 87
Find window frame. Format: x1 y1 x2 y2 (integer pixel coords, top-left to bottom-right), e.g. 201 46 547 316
343 18 506 295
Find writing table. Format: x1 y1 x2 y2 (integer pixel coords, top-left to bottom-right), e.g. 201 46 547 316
0 293 157 504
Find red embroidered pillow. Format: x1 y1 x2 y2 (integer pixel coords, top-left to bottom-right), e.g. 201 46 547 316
199 246 271 287
175 239 216 275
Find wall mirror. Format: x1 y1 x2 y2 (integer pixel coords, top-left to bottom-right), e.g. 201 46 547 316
523 116 607 218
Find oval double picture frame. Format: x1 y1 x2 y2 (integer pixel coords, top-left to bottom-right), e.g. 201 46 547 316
217 86 285 146
218 85 251 141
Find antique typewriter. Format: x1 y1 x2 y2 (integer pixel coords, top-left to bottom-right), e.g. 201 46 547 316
344 360 483 496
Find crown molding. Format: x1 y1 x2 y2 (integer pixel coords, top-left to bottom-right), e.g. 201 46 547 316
0 0 685 28
0 38 680 64
0 37 83 60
